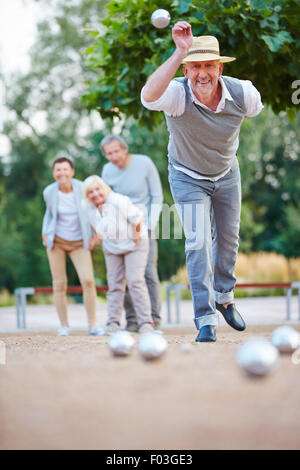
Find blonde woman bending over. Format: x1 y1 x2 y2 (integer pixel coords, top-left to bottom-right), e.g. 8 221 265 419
83 175 154 335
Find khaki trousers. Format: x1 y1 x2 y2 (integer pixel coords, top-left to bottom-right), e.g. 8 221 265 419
104 239 152 327
47 236 97 329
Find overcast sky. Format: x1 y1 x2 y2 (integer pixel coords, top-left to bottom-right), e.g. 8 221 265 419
0 0 42 74
0 0 41 146
0 1 102 151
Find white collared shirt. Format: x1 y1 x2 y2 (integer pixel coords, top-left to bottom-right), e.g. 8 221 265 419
141 76 263 117
141 77 263 182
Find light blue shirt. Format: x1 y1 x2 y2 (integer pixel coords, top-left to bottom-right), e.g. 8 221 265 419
102 154 163 231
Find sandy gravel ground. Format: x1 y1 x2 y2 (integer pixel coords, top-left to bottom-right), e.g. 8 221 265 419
1 324 300 450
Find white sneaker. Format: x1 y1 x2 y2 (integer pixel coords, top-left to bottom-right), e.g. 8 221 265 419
105 322 120 335
138 323 154 334
88 326 105 336
58 326 70 336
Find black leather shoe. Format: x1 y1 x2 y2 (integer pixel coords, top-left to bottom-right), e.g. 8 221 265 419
195 325 217 342
215 302 246 331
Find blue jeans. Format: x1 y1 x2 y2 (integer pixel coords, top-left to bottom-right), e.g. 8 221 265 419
168 159 241 329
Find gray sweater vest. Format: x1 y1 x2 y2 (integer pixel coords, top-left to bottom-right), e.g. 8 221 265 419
165 76 246 177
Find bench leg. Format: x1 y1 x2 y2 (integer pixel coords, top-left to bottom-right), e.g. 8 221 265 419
286 288 292 321
21 292 27 329
175 286 181 324
15 290 21 329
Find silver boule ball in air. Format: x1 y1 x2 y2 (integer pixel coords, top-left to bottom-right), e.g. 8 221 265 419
151 9 171 29
236 338 279 376
271 326 300 353
138 332 168 360
108 330 135 357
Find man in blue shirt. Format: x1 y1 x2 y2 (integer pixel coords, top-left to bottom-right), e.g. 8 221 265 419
101 135 163 330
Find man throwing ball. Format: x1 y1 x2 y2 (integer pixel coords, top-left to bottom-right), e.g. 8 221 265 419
141 21 263 342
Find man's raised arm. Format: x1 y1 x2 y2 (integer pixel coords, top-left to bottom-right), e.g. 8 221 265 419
142 21 193 103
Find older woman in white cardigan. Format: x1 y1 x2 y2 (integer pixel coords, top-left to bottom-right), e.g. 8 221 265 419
83 175 154 335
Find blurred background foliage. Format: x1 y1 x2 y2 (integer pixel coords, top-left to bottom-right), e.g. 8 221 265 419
0 0 299 298
84 0 300 126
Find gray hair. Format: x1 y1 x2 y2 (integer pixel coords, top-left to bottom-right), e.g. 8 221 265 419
100 135 128 154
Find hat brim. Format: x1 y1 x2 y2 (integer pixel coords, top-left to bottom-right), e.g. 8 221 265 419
182 54 236 64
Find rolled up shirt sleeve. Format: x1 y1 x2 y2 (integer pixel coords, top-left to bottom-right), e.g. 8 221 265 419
240 80 264 117
141 80 186 117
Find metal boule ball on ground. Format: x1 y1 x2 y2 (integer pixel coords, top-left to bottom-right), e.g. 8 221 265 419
271 326 300 353
108 330 135 357
236 338 279 377
151 9 171 29
138 332 168 361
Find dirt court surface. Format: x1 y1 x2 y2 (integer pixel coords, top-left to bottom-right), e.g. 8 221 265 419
1 324 300 450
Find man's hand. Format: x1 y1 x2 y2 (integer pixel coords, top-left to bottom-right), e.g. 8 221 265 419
142 21 193 103
132 220 142 245
89 235 102 251
172 21 193 53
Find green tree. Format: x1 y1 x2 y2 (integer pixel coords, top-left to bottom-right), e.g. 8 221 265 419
84 0 300 265
1 0 107 291
238 107 300 259
84 0 300 127
2 0 299 294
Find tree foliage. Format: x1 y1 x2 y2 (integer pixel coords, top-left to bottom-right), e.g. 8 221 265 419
84 0 300 127
1 0 108 291
238 108 300 258
0 0 185 290
1 0 299 295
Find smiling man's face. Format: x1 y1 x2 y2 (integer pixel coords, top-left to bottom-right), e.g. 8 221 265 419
183 60 223 102
102 140 130 169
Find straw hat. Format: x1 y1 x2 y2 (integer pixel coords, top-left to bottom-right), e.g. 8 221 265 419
182 36 236 64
